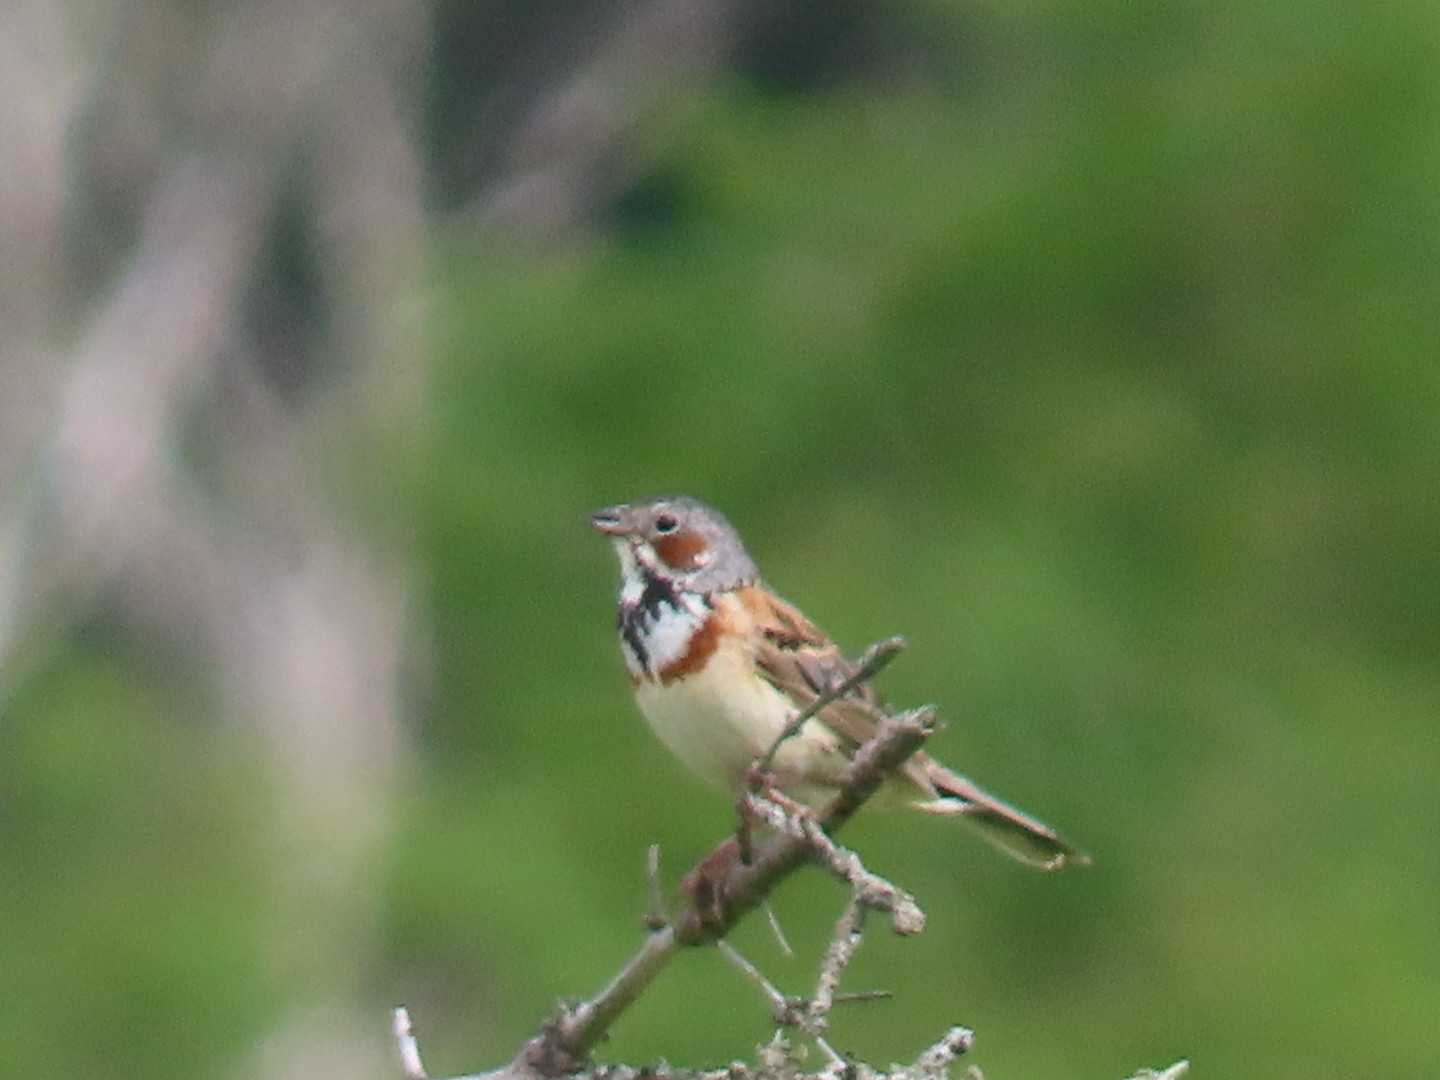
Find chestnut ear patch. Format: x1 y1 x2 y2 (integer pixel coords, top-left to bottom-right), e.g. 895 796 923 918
653 529 710 571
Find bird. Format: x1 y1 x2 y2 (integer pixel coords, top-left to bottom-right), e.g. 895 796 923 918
589 495 1087 870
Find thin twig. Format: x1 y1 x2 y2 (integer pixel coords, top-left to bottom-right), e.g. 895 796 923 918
739 722 931 935
675 707 936 947
807 898 866 1032
644 844 668 930
717 940 798 1023
739 638 905 865
812 1035 848 1076
833 991 893 1006
394 1006 428 1080
535 927 679 1070
755 637 906 775
720 909 892 1038
763 902 795 958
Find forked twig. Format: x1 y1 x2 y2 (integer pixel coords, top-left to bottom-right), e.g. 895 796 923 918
740 713 933 935
737 636 907 864
534 684 934 1071
397 639 955 1079
717 940 797 1021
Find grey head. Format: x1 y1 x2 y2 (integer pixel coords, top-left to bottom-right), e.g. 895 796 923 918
588 495 760 594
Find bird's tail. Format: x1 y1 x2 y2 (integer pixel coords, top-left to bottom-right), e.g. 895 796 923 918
915 761 1090 870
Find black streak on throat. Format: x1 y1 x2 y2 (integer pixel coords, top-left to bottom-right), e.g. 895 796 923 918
617 569 709 672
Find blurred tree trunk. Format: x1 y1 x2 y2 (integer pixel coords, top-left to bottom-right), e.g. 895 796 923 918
0 0 776 1074
0 0 426 1076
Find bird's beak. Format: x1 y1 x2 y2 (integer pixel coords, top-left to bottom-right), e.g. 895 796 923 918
588 504 635 536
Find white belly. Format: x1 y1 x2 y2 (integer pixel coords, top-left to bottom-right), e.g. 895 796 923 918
633 636 845 801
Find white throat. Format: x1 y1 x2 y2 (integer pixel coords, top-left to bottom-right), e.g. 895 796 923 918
612 541 710 681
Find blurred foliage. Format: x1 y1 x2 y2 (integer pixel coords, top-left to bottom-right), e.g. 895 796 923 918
5 1 1440 1079
0 632 275 1076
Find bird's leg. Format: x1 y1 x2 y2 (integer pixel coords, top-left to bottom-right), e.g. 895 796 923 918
735 769 762 864
735 760 787 863
688 769 817 930
740 637 908 862
737 762 820 864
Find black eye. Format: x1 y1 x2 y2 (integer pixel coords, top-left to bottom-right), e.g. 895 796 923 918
653 513 679 534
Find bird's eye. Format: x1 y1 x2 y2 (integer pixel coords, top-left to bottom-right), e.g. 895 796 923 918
653 513 679 534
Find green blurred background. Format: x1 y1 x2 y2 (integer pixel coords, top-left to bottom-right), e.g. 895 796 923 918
2 1 1438 1078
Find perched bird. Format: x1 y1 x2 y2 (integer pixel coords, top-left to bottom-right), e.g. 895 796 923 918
590 495 1086 870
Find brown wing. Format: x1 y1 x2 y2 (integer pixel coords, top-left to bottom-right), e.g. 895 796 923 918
736 584 1088 871
735 584 936 790
737 585 878 736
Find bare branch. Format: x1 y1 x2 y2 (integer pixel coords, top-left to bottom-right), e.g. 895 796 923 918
678 706 937 947
481 661 933 1078
394 647 1156 1080
532 927 681 1074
